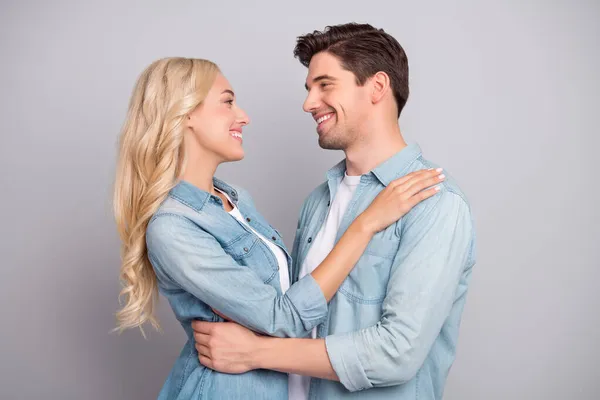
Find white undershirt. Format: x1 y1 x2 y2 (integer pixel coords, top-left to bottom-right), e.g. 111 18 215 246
216 188 290 293
288 173 361 400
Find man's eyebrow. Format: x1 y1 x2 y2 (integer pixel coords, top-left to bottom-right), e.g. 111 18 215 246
305 75 337 90
222 89 235 96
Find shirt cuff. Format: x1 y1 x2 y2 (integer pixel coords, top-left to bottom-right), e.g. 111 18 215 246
285 274 328 331
325 333 373 392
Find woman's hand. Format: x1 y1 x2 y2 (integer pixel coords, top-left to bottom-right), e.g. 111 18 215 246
356 168 445 234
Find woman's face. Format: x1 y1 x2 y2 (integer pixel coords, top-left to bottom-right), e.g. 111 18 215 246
185 73 250 163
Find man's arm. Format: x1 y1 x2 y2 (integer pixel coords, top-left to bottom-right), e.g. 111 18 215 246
194 321 339 380
323 191 474 391
195 190 474 390
256 338 337 380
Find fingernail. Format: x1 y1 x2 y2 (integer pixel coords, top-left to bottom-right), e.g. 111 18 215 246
436 168 443 172
438 174 446 180
434 186 441 191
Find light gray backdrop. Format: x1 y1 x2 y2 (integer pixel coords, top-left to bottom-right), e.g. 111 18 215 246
1 0 598 399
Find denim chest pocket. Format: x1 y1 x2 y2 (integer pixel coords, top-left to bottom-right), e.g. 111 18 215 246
339 236 400 304
222 233 279 285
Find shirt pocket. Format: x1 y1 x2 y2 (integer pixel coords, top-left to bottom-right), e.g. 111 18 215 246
339 236 400 304
223 232 279 284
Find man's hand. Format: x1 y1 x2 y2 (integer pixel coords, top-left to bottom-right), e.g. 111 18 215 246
192 320 340 381
191 319 262 374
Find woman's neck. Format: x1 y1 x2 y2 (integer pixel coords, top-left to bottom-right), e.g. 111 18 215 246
180 158 219 196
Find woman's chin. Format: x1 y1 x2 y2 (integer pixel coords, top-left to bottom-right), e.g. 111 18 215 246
225 150 245 163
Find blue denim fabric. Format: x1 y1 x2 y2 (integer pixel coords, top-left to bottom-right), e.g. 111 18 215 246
290 143 476 399
146 178 328 399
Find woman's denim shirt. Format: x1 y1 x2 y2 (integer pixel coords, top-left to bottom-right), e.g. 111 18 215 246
145 178 327 400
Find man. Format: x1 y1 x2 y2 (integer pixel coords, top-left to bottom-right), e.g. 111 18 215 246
192 22 476 399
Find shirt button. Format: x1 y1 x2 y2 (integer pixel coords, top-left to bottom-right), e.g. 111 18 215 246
272 236 277 241
327 201 330 206
246 217 251 222
231 190 237 197
308 237 312 243
243 247 249 252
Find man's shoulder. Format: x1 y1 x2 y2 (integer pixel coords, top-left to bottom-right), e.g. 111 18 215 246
406 155 470 206
400 155 472 229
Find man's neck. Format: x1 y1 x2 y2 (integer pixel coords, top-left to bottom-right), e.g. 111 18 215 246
344 123 407 176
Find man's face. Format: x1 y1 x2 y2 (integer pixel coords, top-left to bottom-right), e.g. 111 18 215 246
303 52 371 150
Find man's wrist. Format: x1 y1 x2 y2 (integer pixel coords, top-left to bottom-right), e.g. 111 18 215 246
251 335 280 370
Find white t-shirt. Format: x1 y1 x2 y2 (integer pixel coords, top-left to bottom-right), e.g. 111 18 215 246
288 173 361 400
216 188 290 293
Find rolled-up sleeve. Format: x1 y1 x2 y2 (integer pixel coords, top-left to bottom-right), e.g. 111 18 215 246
325 191 474 391
146 214 328 338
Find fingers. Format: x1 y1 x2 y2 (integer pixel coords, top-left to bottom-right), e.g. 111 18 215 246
403 171 445 197
193 330 211 346
191 320 216 335
389 168 444 214
399 168 443 192
387 170 425 188
199 355 213 369
196 338 213 368
195 343 211 357
407 185 442 207
388 168 441 190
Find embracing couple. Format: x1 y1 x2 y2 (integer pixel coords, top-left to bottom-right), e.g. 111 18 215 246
114 22 476 400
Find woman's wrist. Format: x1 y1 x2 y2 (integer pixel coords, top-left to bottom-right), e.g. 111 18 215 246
352 212 377 236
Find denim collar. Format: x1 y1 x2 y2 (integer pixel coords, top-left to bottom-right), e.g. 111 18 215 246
169 177 238 211
326 143 422 187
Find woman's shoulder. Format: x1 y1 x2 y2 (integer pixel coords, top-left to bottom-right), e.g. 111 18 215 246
146 190 210 246
145 206 214 254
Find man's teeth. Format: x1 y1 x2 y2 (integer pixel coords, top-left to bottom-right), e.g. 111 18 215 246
231 132 242 139
317 113 334 124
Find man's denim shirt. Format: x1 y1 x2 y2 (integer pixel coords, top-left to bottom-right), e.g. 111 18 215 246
146 178 328 399
291 143 476 400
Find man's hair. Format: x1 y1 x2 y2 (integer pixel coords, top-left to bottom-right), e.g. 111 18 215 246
294 23 409 117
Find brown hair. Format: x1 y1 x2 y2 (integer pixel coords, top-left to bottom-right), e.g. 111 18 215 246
294 23 409 117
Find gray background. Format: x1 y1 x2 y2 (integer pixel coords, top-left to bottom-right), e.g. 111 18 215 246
1 0 598 399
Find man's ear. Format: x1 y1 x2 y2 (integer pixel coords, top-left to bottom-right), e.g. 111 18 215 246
371 71 391 105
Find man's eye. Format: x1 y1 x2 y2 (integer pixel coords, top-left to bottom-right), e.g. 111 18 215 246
225 99 234 105
320 83 330 88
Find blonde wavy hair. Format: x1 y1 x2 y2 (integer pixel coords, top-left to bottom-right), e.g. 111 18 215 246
113 57 220 334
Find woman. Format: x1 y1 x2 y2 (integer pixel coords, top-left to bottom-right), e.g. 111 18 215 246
113 57 443 399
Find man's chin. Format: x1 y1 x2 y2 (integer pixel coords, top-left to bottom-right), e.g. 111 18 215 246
318 136 345 150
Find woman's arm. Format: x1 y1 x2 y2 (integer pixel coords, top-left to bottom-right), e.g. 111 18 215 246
147 215 327 338
308 168 444 300
150 169 443 337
